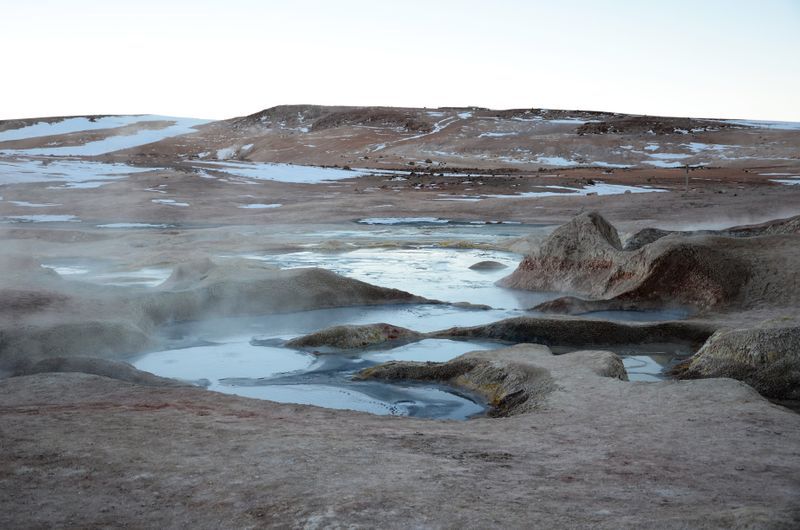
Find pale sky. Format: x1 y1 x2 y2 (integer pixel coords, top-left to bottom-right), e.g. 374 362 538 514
2 0 799 121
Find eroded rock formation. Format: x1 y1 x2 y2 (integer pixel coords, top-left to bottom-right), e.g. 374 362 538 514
672 319 800 401
356 344 627 416
501 212 800 315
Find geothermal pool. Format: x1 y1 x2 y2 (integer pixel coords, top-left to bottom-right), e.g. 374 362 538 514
130 246 695 420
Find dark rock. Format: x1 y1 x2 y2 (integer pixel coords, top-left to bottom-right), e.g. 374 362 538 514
468 260 508 271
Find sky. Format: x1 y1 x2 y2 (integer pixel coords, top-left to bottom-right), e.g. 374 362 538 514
1 0 799 121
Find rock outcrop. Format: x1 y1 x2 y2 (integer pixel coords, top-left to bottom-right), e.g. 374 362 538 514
672 319 800 401
499 212 623 295
501 212 800 315
431 316 715 349
13 356 186 387
286 323 423 352
140 258 435 324
356 344 627 416
468 260 508 271
624 214 800 251
0 320 153 373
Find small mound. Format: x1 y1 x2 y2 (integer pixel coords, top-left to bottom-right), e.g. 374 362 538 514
311 108 432 133
142 258 434 324
576 115 730 135
623 228 674 251
0 320 153 372
356 344 627 417
624 215 800 251
14 356 185 387
286 323 422 352
469 261 508 271
431 316 714 349
672 319 800 400
498 211 624 293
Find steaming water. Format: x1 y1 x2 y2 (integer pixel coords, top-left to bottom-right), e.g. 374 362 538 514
296 221 552 247
134 336 496 419
130 244 693 419
239 247 550 309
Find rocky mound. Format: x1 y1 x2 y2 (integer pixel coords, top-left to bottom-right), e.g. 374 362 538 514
228 105 331 130
431 316 714 349
502 212 800 314
0 320 154 373
490 108 615 121
576 115 731 135
356 345 627 417
286 323 423 352
311 108 431 133
13 356 185 387
622 228 676 251
141 258 434 324
624 215 800 251
672 319 800 401
499 212 623 295
468 260 508 271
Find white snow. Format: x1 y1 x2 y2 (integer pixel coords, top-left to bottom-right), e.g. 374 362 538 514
759 172 799 176
478 132 516 138
41 265 89 275
97 223 171 228
645 160 686 168
240 144 254 152
722 119 800 131
684 142 731 153
238 203 282 209
8 201 59 207
644 144 660 151
2 214 79 223
771 178 800 186
0 158 157 186
648 152 692 160
215 147 238 160
151 199 189 207
358 217 449 225
0 115 175 141
194 161 365 184
485 182 667 199
433 196 483 202
458 112 473 119
544 118 594 125
49 181 113 189
534 156 576 166
1 116 210 156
